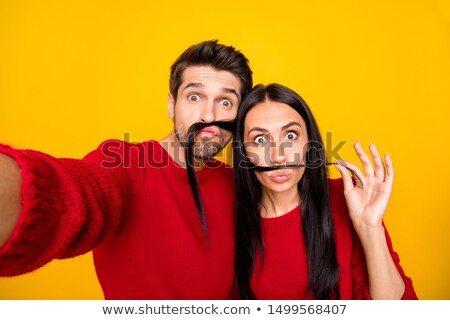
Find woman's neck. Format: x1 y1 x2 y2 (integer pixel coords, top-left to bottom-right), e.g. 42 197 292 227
260 188 300 218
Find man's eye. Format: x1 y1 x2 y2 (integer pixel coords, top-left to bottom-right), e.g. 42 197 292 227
220 99 233 108
253 135 268 144
285 131 298 140
187 94 201 101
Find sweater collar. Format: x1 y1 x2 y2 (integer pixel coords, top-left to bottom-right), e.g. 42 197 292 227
261 205 302 235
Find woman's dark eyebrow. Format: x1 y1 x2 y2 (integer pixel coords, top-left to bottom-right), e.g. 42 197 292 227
248 122 302 135
281 121 302 130
248 127 268 135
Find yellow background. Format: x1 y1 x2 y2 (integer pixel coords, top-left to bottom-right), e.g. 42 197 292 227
1 0 449 299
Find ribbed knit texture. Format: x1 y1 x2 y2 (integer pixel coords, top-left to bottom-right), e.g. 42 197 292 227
251 178 417 300
0 140 236 299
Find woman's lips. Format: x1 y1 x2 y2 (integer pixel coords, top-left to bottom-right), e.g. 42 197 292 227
269 170 292 183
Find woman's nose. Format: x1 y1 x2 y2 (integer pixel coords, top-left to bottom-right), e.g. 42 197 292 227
269 142 287 165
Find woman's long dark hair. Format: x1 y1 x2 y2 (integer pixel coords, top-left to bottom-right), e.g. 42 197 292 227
234 84 340 299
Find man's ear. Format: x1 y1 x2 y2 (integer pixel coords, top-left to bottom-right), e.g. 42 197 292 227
168 93 175 119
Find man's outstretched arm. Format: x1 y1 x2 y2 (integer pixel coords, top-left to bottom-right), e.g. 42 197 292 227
0 153 22 248
0 141 137 276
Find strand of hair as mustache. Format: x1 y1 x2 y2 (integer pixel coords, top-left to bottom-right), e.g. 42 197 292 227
184 121 360 177
184 120 364 191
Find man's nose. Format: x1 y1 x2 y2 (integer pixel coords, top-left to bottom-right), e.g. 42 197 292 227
200 101 215 123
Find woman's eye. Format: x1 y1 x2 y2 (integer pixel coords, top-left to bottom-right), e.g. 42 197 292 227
285 131 298 140
187 94 201 102
253 135 268 144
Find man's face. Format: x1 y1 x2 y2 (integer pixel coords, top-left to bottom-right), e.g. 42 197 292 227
168 66 241 159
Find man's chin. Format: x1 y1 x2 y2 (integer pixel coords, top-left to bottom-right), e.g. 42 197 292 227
193 140 228 159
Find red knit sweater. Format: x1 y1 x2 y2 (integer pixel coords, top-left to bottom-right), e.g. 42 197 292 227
0 140 236 299
251 178 417 299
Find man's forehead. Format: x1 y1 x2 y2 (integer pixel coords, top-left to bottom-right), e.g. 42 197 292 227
181 66 240 91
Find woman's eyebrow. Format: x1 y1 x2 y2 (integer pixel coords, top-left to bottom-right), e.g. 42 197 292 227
248 127 268 135
281 121 302 130
248 122 302 135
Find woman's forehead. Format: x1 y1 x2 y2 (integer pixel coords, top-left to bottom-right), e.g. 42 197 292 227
244 101 305 128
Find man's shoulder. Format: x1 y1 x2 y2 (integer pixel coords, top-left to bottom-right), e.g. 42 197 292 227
96 139 157 150
84 139 161 168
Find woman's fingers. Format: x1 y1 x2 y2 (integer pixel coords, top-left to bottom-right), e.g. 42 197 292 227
336 159 364 189
335 161 355 194
369 142 385 180
384 153 394 185
336 142 393 191
354 141 374 177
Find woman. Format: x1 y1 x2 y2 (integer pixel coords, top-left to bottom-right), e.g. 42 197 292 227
233 83 417 299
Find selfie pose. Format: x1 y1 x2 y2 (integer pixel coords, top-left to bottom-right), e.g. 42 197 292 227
0 40 252 299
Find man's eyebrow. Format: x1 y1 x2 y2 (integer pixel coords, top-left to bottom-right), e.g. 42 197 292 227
222 87 240 100
183 82 204 91
182 82 240 100
281 121 302 131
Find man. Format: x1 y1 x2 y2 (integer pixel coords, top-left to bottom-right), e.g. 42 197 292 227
0 40 253 299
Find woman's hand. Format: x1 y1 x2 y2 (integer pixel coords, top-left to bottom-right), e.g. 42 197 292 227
335 142 407 299
335 141 394 232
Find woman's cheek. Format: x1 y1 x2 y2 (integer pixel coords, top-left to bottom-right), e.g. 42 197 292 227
245 147 266 166
254 172 265 184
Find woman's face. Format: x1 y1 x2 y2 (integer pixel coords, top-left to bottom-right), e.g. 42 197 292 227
243 100 309 194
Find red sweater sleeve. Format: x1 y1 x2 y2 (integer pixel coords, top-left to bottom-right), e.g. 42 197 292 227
351 224 418 299
0 140 137 276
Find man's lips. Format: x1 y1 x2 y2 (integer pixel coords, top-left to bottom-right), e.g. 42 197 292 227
199 126 219 136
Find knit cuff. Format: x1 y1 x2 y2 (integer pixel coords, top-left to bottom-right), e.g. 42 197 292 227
0 144 63 276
